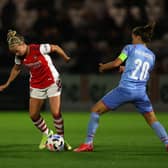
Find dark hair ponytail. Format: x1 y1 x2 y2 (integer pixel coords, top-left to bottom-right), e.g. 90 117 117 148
132 22 156 42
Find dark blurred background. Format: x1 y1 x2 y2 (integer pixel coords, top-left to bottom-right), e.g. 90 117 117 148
0 0 168 111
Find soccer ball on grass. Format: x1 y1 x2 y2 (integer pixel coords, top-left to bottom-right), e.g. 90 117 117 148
46 134 64 151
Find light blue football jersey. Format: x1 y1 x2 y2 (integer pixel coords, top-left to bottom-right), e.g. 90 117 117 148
119 44 155 90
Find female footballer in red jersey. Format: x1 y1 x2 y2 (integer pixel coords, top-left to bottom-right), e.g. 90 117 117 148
0 30 72 150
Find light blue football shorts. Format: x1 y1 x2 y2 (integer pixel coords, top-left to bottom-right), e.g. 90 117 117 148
101 86 153 114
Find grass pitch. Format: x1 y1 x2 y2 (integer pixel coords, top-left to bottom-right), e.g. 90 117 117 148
0 111 167 168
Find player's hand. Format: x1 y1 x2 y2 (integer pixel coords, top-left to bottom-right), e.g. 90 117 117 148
65 56 71 63
99 63 105 73
119 66 125 73
0 83 8 92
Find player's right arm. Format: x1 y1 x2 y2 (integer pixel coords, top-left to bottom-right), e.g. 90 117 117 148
0 64 21 91
99 45 130 73
119 66 125 73
99 58 123 72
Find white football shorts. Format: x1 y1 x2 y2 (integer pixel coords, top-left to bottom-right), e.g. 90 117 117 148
30 81 62 99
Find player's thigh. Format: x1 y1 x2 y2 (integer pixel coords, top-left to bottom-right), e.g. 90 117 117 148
101 87 130 110
48 95 61 116
134 93 153 114
29 97 44 119
47 82 62 98
91 100 110 114
30 87 47 99
47 82 62 117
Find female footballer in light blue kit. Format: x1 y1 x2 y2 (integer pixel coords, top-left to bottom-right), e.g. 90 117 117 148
74 22 168 152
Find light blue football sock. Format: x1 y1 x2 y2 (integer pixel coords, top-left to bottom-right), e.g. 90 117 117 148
85 112 100 144
151 121 168 145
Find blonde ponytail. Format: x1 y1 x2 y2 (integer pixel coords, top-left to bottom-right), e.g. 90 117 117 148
7 30 24 48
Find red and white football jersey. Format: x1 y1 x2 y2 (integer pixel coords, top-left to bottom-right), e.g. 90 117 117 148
15 44 59 89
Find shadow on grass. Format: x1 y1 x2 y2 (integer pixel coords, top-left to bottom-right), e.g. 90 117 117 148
94 144 168 157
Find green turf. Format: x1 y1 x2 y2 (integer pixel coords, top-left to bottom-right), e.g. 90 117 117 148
0 111 167 168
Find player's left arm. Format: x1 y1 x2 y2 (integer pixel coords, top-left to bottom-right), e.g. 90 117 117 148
50 45 71 62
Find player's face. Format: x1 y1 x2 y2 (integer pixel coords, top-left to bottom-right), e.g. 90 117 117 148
10 44 27 57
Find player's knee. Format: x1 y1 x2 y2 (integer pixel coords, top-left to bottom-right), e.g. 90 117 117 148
144 111 158 125
91 105 103 114
91 104 97 112
29 113 40 121
52 111 62 119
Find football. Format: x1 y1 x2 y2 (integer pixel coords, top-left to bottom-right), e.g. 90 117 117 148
46 134 64 151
